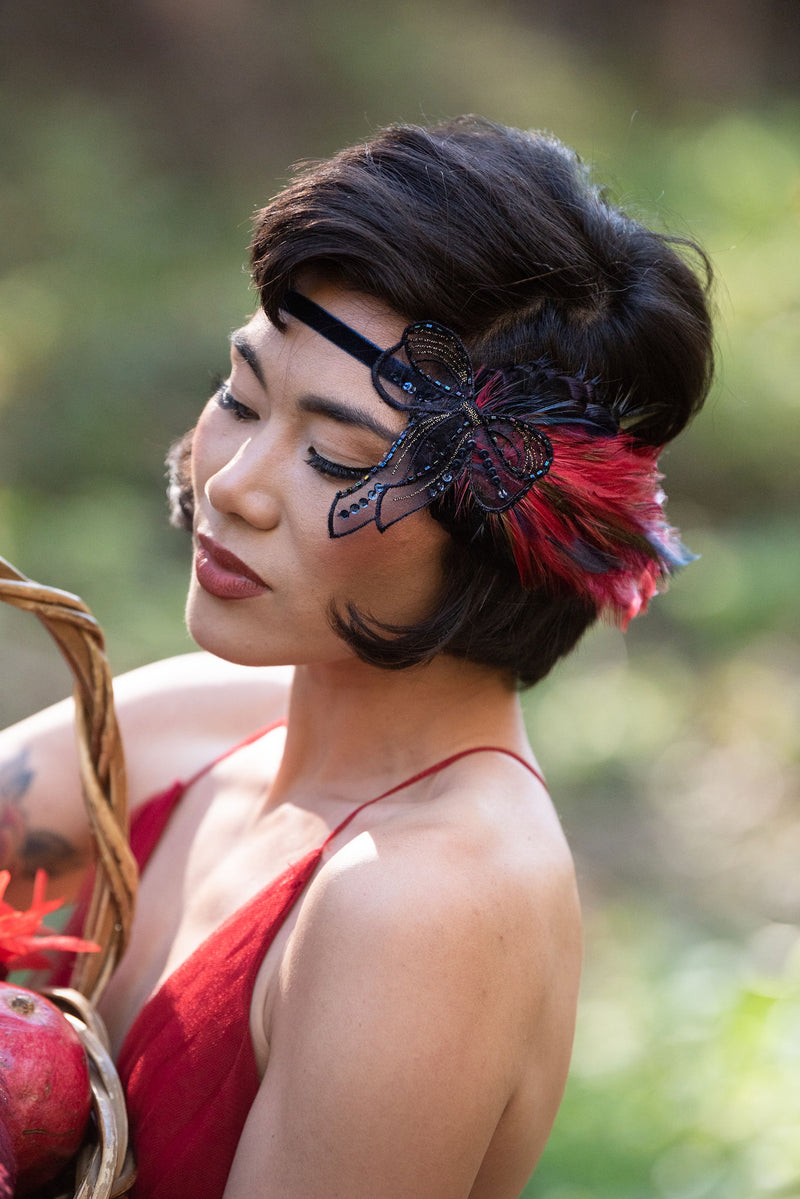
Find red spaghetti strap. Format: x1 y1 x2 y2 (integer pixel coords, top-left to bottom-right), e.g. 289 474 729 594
322 745 546 848
181 719 286 791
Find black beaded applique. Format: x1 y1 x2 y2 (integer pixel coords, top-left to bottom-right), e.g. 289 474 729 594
280 290 698 626
282 290 553 537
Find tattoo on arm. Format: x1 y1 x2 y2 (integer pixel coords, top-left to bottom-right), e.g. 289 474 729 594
0 749 34 804
0 748 82 876
20 829 82 876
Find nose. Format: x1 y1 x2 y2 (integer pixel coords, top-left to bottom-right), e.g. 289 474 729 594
204 431 283 530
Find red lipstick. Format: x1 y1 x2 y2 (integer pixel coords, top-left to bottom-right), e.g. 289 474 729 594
194 533 270 600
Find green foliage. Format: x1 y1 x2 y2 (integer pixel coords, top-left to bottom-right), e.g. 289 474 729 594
527 908 800 1198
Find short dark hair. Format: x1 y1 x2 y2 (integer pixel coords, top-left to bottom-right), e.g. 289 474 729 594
172 117 714 686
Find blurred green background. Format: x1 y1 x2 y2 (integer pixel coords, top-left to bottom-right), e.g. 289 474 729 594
1 2 798 1195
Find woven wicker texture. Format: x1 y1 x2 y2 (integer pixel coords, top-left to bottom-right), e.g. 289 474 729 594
0 554 138 1196
0 554 136 1002
41 988 136 1199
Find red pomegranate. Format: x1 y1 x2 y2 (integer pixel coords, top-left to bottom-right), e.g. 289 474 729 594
0 1114 16 1199
0 870 100 1195
0 982 92 1193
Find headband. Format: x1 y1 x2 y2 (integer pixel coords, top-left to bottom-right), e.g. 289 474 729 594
282 289 694 628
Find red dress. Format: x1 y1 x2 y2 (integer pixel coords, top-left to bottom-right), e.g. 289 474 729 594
109 728 545 1199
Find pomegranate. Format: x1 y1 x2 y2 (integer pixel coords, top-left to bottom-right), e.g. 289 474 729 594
0 983 92 1194
0 1112 16 1199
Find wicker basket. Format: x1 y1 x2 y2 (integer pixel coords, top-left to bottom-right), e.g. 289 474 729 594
0 554 138 1198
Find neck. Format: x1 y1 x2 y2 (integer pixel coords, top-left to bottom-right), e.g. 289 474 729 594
269 652 527 807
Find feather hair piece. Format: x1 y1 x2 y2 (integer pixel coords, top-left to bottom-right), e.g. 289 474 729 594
281 289 696 627
452 364 695 627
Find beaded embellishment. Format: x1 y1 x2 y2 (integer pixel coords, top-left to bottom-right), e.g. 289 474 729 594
281 289 696 627
282 291 553 535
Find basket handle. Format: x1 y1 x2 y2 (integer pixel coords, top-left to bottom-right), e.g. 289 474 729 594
0 554 137 1003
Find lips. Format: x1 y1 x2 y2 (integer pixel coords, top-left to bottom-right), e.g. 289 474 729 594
194 533 270 600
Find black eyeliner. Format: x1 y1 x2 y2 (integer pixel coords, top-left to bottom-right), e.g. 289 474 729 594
306 448 369 481
216 382 257 422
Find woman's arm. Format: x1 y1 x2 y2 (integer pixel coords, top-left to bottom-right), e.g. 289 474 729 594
224 825 581 1199
0 652 291 906
0 697 91 899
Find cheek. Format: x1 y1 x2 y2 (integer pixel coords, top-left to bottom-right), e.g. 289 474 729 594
191 403 256 512
191 404 225 492
323 515 450 625
189 412 212 507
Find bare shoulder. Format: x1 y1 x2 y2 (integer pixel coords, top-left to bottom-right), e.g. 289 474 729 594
0 651 292 889
2 652 290 757
286 749 580 1034
113 651 291 727
111 652 292 803
252 753 581 1197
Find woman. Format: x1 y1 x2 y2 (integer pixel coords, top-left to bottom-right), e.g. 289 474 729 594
0 117 713 1198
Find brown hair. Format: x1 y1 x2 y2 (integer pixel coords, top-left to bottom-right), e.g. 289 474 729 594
171 117 714 686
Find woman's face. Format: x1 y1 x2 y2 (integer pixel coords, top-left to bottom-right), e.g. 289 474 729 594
186 281 451 668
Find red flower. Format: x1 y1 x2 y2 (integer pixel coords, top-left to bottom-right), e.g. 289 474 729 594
0 870 100 972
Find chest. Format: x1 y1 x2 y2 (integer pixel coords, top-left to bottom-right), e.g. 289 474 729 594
98 769 327 1057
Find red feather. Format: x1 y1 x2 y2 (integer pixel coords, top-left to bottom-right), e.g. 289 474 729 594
505 429 682 626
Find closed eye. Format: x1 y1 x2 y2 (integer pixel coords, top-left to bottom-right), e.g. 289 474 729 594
306 448 370 482
216 383 258 422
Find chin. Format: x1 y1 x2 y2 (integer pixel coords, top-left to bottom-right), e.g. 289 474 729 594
184 584 344 669
184 586 262 666
186 621 291 669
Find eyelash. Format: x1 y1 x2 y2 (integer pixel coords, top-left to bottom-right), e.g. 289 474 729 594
213 380 370 481
305 448 370 482
215 382 257 422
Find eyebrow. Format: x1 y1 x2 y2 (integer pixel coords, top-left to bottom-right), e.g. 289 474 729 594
298 393 397 444
230 330 397 443
230 332 265 386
